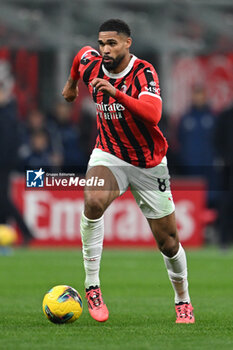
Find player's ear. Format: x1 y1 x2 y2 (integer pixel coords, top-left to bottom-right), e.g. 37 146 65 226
125 37 132 49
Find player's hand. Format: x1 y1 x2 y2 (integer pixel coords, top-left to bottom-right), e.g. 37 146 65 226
62 77 79 102
91 78 116 98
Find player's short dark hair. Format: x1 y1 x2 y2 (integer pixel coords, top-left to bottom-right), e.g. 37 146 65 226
99 19 131 37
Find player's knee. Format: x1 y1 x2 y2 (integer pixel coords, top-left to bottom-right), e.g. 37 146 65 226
158 232 179 257
84 193 106 219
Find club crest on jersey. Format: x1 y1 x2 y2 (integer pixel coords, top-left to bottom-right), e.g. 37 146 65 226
121 81 127 93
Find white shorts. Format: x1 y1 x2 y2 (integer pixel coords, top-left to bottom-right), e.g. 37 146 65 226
88 148 175 219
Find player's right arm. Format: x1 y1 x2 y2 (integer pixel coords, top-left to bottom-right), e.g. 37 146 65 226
62 75 79 102
62 46 100 103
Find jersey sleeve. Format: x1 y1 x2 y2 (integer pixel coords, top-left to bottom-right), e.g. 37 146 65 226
115 89 162 125
135 64 161 101
114 63 162 125
70 46 100 81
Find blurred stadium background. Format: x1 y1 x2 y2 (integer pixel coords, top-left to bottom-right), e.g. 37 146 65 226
1 2 233 350
0 0 233 250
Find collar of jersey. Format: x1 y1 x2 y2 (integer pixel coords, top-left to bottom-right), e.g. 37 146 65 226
102 55 137 79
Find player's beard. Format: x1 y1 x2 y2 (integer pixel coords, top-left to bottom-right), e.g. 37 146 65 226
102 53 125 71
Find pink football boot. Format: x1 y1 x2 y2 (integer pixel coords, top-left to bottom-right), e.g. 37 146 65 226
175 302 195 324
85 286 109 322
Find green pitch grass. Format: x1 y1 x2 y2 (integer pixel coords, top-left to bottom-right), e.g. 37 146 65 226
0 247 232 350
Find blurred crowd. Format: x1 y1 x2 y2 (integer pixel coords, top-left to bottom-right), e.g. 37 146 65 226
0 59 232 248
0 60 96 174
161 85 233 249
0 60 97 243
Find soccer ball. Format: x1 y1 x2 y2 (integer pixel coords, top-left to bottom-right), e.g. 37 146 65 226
0 225 17 246
42 285 83 324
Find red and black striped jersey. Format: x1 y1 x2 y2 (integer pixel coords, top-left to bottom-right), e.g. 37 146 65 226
71 46 168 168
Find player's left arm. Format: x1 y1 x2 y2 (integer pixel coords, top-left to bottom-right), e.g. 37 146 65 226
115 90 162 125
91 66 162 125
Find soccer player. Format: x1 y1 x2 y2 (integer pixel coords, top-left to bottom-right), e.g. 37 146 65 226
62 19 195 324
